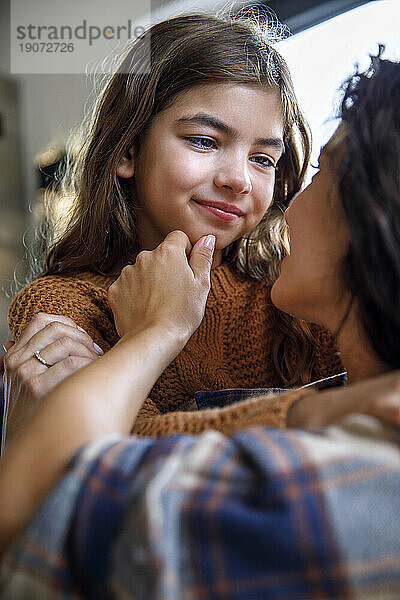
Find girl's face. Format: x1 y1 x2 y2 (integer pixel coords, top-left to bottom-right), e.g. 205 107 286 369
118 83 284 266
271 130 351 331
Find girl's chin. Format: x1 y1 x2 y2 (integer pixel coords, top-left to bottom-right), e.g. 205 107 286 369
190 232 238 252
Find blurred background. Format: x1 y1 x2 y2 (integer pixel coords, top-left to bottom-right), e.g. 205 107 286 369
0 0 399 348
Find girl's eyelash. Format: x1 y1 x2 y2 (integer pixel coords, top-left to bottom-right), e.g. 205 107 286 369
184 138 276 169
310 162 319 170
184 136 216 148
251 156 276 169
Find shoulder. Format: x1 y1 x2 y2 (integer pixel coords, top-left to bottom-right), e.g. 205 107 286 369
8 272 117 346
10 272 112 307
209 262 267 303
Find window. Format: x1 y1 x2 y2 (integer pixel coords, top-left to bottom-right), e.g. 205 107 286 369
278 0 400 181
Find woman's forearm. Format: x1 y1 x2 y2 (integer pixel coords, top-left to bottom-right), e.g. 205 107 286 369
0 324 185 558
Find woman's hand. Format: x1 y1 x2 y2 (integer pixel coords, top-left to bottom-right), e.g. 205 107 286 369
108 230 215 344
2 313 104 445
287 369 400 429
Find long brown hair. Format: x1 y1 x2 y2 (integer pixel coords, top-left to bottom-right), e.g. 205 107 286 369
35 13 320 384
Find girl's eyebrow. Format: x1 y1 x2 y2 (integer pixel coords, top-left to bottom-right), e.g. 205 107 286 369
175 112 285 153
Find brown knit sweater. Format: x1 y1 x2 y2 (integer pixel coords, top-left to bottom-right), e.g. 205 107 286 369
8 262 343 437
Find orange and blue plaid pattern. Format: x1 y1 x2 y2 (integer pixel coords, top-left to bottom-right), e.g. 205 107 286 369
1 413 400 599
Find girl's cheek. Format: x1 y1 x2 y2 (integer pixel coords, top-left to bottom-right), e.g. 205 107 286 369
255 182 274 215
172 158 206 188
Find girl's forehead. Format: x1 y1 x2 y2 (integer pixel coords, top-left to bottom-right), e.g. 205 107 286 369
170 81 281 107
161 82 284 131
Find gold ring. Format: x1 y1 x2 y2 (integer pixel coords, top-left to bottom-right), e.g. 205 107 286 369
34 350 52 368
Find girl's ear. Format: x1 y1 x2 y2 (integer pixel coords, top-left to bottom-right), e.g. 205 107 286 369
116 146 135 178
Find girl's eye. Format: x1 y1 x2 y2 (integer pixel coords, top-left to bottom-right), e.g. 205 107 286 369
184 136 216 149
251 155 276 169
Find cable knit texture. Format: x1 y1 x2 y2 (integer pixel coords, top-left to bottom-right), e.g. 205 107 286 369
8 262 343 436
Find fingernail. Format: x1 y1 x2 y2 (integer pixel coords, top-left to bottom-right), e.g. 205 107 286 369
202 235 216 251
77 326 87 333
2 341 15 353
93 342 104 355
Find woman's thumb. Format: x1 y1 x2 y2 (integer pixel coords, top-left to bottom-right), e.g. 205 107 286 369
189 235 215 279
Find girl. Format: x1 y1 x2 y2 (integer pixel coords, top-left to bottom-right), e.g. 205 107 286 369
4 13 342 442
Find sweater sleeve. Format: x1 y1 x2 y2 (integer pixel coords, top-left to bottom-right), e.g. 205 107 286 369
131 387 317 437
8 276 118 351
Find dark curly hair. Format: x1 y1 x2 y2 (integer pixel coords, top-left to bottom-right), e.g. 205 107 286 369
337 50 400 368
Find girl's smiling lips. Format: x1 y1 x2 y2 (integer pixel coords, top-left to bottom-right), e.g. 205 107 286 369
193 198 244 222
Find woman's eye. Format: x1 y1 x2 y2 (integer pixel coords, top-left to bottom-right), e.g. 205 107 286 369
184 136 216 149
251 155 276 169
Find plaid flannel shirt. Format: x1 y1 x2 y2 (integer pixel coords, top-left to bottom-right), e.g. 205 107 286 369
1 410 400 600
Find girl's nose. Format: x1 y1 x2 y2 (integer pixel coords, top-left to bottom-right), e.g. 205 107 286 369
213 159 252 194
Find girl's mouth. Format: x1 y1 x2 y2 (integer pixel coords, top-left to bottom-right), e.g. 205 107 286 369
193 199 242 223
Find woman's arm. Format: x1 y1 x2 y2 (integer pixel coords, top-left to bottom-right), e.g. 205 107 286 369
287 369 400 428
0 325 183 557
130 369 400 438
0 231 215 558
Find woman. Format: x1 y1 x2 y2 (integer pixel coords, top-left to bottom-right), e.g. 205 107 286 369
1 54 400 598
